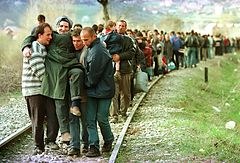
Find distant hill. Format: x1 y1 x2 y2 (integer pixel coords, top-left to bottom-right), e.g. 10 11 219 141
1 0 239 34
0 0 28 28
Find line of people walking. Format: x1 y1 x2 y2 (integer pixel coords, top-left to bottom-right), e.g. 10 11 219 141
21 14 239 158
21 15 137 158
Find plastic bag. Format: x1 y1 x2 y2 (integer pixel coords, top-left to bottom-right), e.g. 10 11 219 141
134 68 148 93
167 61 176 70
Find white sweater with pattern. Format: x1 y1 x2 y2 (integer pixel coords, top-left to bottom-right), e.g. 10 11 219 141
22 41 47 97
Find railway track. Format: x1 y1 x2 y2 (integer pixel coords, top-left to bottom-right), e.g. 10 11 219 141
109 75 161 163
0 123 31 148
0 75 162 163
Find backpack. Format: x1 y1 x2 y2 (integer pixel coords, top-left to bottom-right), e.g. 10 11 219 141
188 35 199 47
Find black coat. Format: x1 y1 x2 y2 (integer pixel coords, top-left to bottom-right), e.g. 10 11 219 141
84 38 115 98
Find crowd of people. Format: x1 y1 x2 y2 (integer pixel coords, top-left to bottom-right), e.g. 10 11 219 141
21 14 240 158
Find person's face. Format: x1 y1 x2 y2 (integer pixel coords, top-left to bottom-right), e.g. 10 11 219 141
38 26 52 45
136 36 143 43
126 31 132 36
57 21 70 34
110 25 116 31
116 21 126 34
165 34 170 41
72 35 84 50
80 30 96 47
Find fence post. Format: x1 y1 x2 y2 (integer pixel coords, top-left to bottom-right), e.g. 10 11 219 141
205 67 208 83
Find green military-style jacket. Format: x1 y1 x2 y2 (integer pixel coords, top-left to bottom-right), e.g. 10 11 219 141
21 31 83 99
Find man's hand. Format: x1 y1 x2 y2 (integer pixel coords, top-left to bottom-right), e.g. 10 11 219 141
112 54 120 62
22 47 31 58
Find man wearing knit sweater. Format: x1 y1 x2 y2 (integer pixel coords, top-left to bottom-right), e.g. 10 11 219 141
22 23 59 155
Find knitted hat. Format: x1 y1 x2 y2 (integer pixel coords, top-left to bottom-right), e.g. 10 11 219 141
55 15 73 28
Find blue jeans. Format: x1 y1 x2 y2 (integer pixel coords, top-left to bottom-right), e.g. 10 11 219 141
187 47 197 67
86 97 114 149
69 101 88 149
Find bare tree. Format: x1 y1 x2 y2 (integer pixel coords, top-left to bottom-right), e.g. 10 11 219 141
97 0 110 22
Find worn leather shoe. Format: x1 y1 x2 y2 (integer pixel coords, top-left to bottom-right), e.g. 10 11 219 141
33 147 44 155
82 145 88 154
86 146 100 157
68 148 80 156
102 141 113 152
45 142 59 150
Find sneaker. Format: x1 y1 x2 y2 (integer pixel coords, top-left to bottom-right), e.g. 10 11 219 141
61 132 71 143
68 148 80 156
46 142 59 150
70 106 81 116
33 147 44 155
102 141 113 152
82 145 88 154
86 146 100 157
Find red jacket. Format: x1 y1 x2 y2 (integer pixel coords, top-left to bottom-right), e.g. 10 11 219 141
143 46 153 67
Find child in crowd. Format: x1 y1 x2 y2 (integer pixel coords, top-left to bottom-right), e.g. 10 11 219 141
100 20 123 79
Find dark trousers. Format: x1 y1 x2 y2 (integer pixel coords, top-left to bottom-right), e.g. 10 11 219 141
55 96 70 134
178 52 184 67
68 68 83 103
172 49 181 69
130 74 134 101
25 95 59 150
153 56 160 76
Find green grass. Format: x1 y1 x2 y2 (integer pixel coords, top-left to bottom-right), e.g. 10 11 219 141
0 91 22 106
172 54 240 161
117 53 240 162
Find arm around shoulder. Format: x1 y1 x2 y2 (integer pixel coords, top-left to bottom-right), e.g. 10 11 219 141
21 35 36 52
